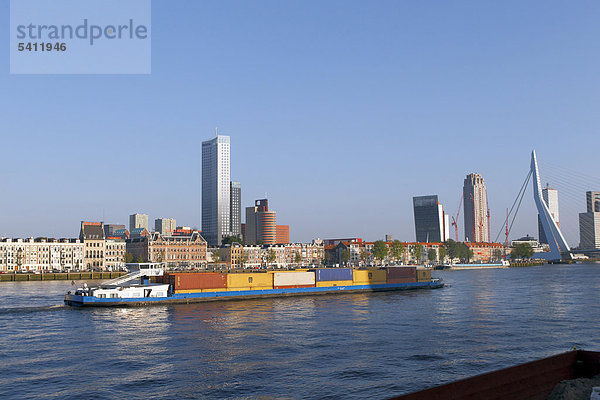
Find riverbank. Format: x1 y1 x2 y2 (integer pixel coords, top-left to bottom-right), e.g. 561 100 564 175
0 271 126 282
510 260 546 267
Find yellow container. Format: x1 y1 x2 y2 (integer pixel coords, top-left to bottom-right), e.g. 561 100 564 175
227 273 273 289
174 289 203 294
416 269 431 282
202 288 227 292
315 280 354 287
352 269 387 284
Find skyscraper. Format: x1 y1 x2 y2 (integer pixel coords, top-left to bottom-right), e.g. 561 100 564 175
538 185 560 244
245 199 276 245
230 181 242 238
129 213 148 232
202 135 231 246
579 191 600 249
413 195 448 243
463 173 489 242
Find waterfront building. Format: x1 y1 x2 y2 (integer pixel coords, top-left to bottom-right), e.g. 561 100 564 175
465 242 505 263
155 218 176 236
129 213 148 232
538 185 560 244
230 181 242 239
104 224 125 237
80 221 106 270
104 238 126 270
413 195 449 243
276 225 289 244
219 242 244 268
0 237 83 272
463 173 489 242
126 231 207 268
579 191 600 249
202 135 232 246
245 199 277 245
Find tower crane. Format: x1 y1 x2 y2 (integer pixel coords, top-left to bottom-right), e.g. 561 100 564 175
451 194 463 241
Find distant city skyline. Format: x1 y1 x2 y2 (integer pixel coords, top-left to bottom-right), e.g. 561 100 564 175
1 1 599 245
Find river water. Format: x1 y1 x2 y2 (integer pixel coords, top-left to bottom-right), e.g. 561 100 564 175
1 263 599 399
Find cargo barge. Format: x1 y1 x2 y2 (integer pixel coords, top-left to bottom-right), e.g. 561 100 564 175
64 263 444 307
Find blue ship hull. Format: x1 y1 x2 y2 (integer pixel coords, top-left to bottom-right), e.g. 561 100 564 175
64 281 444 307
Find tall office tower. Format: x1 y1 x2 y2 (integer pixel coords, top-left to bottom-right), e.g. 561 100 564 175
230 181 242 238
245 199 277 245
129 213 148 232
155 218 176 236
538 185 560 244
202 135 231 246
587 191 600 213
579 191 600 249
413 195 448 242
463 173 489 242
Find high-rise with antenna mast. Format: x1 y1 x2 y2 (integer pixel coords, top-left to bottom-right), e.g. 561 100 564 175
202 134 231 246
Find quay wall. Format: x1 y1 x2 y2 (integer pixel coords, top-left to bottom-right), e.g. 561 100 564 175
0 272 126 282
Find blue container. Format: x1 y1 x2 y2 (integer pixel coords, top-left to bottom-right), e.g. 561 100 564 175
313 268 353 282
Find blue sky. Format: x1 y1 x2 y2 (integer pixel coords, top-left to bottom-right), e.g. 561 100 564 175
1 0 599 245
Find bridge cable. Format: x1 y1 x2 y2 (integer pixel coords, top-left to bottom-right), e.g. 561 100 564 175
493 170 532 243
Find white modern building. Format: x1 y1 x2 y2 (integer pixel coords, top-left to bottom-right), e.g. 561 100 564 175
202 135 231 246
463 173 489 242
579 191 600 250
129 213 149 231
538 185 560 244
155 218 176 236
0 238 84 272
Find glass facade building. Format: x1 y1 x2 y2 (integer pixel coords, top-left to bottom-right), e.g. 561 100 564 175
413 195 444 243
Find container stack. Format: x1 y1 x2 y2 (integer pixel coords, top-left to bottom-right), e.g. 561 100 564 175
352 269 387 285
273 271 315 289
385 267 417 283
312 268 353 287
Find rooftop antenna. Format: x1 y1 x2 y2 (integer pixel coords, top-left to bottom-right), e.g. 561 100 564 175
215 127 218 137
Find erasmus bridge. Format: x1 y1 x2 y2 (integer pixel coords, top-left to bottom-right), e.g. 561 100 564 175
496 150 590 262
531 150 572 261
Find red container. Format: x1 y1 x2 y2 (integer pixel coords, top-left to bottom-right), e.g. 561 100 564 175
387 277 417 284
274 284 315 289
386 267 416 281
169 273 227 290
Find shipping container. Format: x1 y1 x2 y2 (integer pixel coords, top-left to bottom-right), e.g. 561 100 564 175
315 280 354 287
387 277 417 284
273 271 315 287
312 268 353 282
169 273 227 290
386 267 416 281
416 268 431 282
227 273 273 289
352 269 387 284
274 284 315 289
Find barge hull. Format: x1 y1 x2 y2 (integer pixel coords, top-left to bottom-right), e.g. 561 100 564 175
64 281 443 307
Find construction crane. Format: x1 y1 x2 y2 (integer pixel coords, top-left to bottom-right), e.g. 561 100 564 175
451 194 463 241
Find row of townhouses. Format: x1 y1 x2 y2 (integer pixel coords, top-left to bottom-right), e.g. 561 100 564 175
325 240 504 266
213 240 325 268
0 222 325 272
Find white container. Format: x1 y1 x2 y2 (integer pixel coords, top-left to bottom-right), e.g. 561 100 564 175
273 271 315 286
